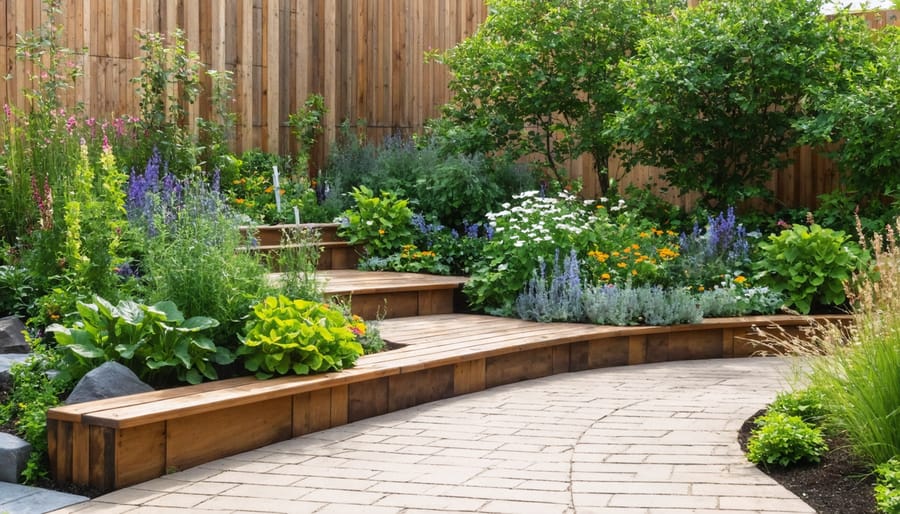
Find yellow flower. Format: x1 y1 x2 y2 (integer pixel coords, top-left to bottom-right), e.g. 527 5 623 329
234 198 245 204
631 243 640 250
232 179 241 185
698 285 705 292
378 229 385 235
265 186 274 193
734 275 747 284
588 250 609 263
611 251 620 257
639 232 650 238
617 262 627 268
632 269 638 276
600 273 611 281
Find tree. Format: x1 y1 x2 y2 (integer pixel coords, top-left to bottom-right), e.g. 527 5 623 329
608 0 871 209
433 0 681 195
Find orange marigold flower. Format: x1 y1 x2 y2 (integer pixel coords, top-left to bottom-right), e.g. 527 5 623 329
265 186 274 193
234 198 245 204
600 273 611 281
734 275 747 284
617 262 627 268
378 229 385 235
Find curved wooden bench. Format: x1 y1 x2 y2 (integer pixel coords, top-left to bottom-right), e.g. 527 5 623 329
47 313 848 492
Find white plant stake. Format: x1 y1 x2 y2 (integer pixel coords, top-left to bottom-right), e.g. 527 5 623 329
272 166 282 213
294 205 300 225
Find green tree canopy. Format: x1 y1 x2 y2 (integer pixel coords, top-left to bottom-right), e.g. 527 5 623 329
608 0 872 209
433 0 681 195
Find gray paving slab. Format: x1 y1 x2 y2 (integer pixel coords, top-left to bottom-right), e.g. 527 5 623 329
48 357 813 513
0 482 87 514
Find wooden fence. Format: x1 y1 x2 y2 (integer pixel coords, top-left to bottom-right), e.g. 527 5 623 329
0 2 897 207
0 0 486 167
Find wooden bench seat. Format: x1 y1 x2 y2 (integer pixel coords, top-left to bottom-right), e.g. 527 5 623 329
47 313 848 492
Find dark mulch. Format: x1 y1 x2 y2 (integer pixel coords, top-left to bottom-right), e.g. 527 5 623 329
738 409 878 514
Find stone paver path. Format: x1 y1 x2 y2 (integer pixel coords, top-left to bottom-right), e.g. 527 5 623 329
55 358 812 514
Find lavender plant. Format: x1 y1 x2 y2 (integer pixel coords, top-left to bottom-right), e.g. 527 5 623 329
516 249 584 322
671 207 754 289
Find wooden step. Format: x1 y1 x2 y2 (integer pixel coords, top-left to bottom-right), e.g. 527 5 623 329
252 241 361 270
319 270 468 319
239 223 341 246
46 313 851 493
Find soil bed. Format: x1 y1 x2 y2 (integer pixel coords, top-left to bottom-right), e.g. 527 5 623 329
738 409 877 514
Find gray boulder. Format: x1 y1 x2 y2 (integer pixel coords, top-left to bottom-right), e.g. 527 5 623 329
65 362 154 405
0 354 30 391
0 432 30 483
0 317 29 354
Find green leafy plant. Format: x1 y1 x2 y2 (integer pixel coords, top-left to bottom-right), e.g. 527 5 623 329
358 244 450 275
287 93 327 173
237 296 364 379
875 458 900 514
337 186 415 259
768 388 829 426
0 264 34 317
755 223 868 314
48 295 231 386
0 337 70 483
746 411 828 467
130 29 204 172
697 285 784 318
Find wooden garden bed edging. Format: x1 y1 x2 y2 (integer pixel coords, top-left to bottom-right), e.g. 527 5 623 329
46 313 849 493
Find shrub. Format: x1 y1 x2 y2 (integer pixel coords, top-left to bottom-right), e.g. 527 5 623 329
337 186 415 259
358 244 450 275
582 285 702 326
48 296 230 387
237 296 364 379
875 458 900 514
515 249 583 322
768 388 829 426
746 411 828 468
0 338 70 483
0 264 34 317
755 223 868 314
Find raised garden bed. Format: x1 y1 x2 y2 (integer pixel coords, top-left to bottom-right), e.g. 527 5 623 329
46 313 848 493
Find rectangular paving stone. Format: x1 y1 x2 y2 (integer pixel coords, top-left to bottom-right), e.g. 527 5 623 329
609 494 719 509
480 499 573 514
375 493 486 511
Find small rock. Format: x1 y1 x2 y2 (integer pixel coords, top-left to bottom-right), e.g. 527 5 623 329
0 317 29 354
65 362 154 405
0 432 31 483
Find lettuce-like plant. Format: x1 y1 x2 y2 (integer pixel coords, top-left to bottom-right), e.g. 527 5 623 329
755 224 868 314
48 296 229 386
237 296 364 379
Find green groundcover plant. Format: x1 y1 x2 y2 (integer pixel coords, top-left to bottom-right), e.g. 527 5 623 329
237 296 365 379
746 411 828 467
